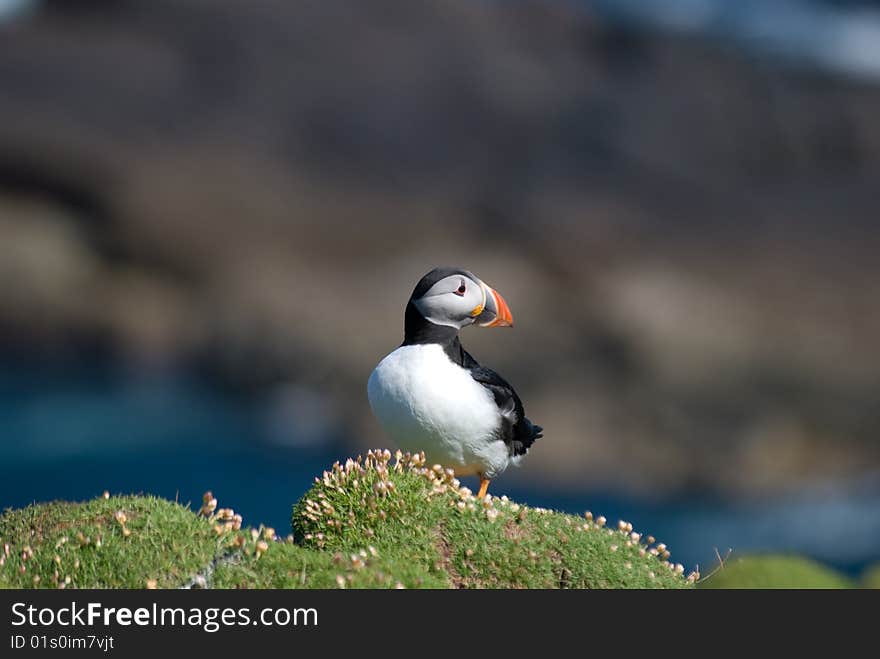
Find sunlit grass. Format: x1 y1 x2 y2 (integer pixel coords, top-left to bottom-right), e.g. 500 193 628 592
1 450 692 589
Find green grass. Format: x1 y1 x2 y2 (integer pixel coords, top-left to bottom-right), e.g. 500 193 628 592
0 495 223 589
0 450 694 589
698 555 854 589
278 450 691 588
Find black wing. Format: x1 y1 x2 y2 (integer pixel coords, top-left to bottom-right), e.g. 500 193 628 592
461 349 543 457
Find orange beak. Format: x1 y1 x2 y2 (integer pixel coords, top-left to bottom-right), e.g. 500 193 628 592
483 286 514 327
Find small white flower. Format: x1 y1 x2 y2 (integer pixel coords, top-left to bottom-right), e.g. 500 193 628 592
200 499 218 516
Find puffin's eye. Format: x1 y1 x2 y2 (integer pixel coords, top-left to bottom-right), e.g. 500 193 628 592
453 282 466 296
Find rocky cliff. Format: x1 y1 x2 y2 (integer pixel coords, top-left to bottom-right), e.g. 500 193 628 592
1 0 879 496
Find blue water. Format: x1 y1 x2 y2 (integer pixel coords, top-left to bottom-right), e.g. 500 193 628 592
0 363 342 537
1 363 879 577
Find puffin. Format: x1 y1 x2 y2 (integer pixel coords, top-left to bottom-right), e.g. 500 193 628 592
367 266 543 498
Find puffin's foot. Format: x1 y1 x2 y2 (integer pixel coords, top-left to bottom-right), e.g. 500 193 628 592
477 477 490 499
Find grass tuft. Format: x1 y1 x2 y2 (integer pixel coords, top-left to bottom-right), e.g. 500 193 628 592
0 495 222 589
278 449 692 588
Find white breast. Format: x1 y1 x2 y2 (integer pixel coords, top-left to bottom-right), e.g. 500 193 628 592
367 344 510 478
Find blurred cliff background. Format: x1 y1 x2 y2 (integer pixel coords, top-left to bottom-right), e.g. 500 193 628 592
1 0 879 575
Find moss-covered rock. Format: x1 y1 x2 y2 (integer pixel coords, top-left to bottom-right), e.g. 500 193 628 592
1 451 693 589
279 450 692 589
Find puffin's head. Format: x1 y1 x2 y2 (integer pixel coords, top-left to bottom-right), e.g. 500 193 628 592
409 266 513 330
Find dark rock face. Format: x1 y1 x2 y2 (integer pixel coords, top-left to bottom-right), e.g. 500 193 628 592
1 0 879 495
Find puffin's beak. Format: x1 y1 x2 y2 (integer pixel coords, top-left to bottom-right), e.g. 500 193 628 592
474 283 514 328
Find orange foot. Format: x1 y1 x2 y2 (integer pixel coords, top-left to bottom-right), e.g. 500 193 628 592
477 477 490 499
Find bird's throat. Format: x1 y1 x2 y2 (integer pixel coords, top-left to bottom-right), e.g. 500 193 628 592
402 301 465 365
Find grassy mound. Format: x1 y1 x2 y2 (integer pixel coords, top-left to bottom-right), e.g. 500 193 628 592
1 451 693 589
0 495 223 589
697 555 853 589
862 564 880 589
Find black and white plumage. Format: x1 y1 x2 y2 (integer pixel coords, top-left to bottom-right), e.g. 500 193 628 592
368 267 543 496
